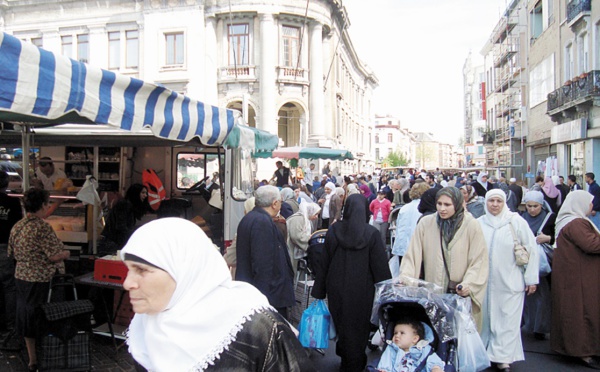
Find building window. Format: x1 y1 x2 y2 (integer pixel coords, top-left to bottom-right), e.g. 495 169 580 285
126 30 139 68
61 35 73 58
31 37 43 48
388 133 393 142
108 32 120 69
77 34 89 63
565 43 574 80
530 54 554 107
530 1 543 40
375 134 379 144
165 32 184 65
228 24 249 65
282 26 300 67
375 148 380 160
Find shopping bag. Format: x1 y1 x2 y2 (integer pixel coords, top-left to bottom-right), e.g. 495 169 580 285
455 309 490 372
298 299 330 348
537 244 551 277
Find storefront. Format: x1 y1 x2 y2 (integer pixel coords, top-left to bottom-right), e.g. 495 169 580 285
552 118 594 187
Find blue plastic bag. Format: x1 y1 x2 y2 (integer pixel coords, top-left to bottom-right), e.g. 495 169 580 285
538 244 552 277
298 299 330 348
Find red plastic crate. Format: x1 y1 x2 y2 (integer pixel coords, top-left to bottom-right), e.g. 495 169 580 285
94 259 128 284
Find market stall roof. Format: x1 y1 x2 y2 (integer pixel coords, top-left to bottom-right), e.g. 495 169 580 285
253 146 354 160
0 31 277 150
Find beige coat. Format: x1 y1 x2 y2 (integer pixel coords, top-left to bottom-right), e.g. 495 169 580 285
400 213 489 330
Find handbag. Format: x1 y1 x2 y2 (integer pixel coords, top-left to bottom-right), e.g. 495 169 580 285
298 299 331 348
508 223 529 266
536 212 554 276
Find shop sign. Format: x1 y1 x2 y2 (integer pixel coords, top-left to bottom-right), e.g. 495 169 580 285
551 118 587 144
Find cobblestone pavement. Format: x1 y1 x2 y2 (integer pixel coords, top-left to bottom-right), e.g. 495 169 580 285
0 335 135 372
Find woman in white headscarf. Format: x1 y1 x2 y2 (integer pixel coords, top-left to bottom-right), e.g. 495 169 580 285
472 172 493 198
460 184 485 218
286 202 321 276
121 218 315 372
551 191 600 368
317 182 341 228
478 189 539 371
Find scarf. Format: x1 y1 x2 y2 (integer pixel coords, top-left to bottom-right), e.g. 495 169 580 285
476 173 489 190
555 190 600 238
418 188 438 215
121 218 271 371
542 176 561 199
297 202 321 236
480 189 517 229
333 194 369 249
461 184 477 203
521 191 549 235
280 187 294 202
347 183 360 195
435 187 465 246
324 182 336 200
359 184 372 198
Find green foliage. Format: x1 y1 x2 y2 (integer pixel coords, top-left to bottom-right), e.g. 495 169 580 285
384 151 410 167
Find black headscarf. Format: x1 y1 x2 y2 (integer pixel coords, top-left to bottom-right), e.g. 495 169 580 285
125 183 151 220
418 188 438 216
333 194 370 250
435 187 465 246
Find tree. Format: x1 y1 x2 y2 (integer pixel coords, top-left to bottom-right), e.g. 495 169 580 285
384 150 410 167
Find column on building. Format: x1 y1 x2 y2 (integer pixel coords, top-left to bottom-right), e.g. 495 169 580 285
204 16 218 105
258 13 277 134
307 20 325 146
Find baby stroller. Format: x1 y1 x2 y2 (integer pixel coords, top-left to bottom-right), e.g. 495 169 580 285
368 277 489 372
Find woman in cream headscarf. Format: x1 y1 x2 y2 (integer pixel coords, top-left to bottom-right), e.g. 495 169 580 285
286 202 321 276
121 218 315 372
551 191 600 367
460 184 485 218
317 182 341 228
478 189 539 371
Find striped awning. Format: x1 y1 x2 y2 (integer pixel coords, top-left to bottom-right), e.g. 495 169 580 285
0 31 238 146
253 146 354 160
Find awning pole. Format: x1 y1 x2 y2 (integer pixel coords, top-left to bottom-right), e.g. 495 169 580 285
21 124 30 190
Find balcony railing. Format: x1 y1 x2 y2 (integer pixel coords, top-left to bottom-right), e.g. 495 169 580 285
218 65 257 81
567 0 591 25
547 70 600 112
277 67 308 82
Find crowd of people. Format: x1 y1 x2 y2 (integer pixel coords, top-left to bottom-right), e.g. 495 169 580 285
1 158 599 371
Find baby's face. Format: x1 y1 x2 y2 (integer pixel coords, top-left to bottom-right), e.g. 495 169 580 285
392 324 420 352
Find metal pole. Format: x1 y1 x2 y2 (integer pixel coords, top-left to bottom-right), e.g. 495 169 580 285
21 125 30 190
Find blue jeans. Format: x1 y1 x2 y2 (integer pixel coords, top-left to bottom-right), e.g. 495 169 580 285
590 212 600 231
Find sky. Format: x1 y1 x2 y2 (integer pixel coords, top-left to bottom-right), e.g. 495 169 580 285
342 0 511 146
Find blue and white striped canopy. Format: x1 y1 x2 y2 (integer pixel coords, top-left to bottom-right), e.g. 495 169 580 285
0 31 238 146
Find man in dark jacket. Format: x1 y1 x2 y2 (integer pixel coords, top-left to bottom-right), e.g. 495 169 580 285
508 177 524 207
236 185 295 319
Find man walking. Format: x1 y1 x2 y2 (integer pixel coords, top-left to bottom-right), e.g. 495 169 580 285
508 178 523 207
585 173 600 230
567 175 582 192
269 161 292 188
235 185 295 320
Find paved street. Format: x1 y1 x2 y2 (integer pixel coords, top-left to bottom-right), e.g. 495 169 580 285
0 328 591 371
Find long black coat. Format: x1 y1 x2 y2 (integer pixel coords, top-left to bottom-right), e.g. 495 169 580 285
311 224 391 372
235 207 295 308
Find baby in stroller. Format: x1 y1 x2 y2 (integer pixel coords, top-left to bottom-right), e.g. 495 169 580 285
376 317 444 372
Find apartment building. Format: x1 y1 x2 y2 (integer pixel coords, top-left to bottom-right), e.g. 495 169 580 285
0 0 377 172
373 114 416 167
462 53 487 167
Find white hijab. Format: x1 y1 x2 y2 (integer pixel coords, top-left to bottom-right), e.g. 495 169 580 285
298 202 321 233
480 189 517 228
121 218 271 371
555 190 600 238
477 172 489 190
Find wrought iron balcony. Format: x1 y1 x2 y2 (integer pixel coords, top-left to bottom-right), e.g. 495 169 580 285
547 70 600 112
567 0 591 25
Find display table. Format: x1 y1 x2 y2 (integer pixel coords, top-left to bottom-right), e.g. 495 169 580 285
75 272 128 352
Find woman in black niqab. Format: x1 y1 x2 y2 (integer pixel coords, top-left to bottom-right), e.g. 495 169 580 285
311 193 391 372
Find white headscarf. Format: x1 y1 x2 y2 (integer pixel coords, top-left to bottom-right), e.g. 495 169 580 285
121 218 271 371
480 188 517 228
555 190 600 238
347 183 360 195
298 202 321 234
477 172 489 189
324 182 336 199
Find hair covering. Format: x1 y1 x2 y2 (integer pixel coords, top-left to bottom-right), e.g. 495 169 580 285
555 190 600 238
418 188 438 215
347 183 360 195
497 182 510 197
359 184 372 198
125 183 151 220
542 176 561 200
398 178 410 194
460 184 477 203
335 187 346 198
551 175 560 186
480 189 517 228
280 187 295 202
121 218 271 371
477 172 489 189
333 194 370 250
522 191 550 234
436 187 465 246
509 177 517 183
325 182 336 193
243 197 256 214
297 202 321 236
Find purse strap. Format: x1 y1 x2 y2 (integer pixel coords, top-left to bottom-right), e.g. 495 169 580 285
508 222 519 245
537 212 553 235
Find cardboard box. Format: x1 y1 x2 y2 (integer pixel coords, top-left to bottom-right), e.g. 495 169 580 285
94 258 128 284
